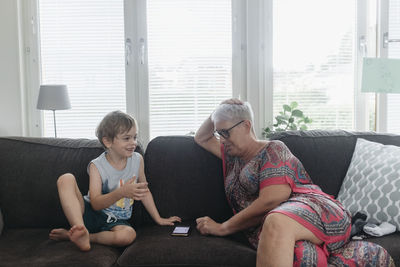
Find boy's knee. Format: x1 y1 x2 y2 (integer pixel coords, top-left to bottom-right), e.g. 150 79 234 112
114 227 136 246
57 173 76 187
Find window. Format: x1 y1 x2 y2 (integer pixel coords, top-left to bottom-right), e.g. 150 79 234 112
30 0 394 142
272 0 356 130
146 0 232 139
39 0 126 138
37 0 232 140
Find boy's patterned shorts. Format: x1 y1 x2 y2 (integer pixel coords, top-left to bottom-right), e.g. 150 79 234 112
83 200 132 233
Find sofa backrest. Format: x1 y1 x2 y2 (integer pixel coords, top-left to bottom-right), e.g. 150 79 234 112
0 137 143 229
3 131 400 229
143 136 233 224
269 130 400 197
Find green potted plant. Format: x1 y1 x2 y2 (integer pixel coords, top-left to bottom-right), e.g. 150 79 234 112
263 101 312 138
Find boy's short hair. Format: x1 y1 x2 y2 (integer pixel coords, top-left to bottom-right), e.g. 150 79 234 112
96 110 137 148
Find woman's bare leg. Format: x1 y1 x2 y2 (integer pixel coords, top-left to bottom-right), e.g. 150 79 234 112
257 213 323 267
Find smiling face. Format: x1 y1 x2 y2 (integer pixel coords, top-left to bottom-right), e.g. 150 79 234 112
104 126 138 158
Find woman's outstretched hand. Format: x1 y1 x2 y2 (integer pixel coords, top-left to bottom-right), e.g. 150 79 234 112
220 98 243 105
196 216 228 236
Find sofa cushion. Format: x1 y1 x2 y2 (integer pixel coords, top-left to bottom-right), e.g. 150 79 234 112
337 138 400 228
0 228 121 267
143 136 233 224
117 222 256 267
0 137 144 229
0 137 104 228
268 130 400 197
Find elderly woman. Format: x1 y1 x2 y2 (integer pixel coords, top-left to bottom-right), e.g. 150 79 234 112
194 99 353 266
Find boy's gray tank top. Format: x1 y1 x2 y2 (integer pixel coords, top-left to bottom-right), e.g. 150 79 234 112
84 151 141 220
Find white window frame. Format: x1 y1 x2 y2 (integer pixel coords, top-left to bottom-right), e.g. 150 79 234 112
355 0 370 131
230 0 272 137
244 0 273 138
20 0 42 137
22 0 378 142
124 0 150 145
376 0 389 132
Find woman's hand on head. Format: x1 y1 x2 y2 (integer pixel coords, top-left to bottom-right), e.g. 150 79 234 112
156 216 182 226
220 98 243 105
196 216 228 236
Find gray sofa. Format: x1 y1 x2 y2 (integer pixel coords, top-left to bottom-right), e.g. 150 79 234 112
0 130 399 266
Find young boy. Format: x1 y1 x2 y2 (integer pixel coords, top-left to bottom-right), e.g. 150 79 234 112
49 111 181 251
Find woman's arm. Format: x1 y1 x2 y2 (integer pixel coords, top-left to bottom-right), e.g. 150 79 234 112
138 155 181 225
196 183 291 236
194 98 244 158
194 114 221 158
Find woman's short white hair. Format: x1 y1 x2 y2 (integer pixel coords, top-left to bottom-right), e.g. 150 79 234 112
211 102 254 125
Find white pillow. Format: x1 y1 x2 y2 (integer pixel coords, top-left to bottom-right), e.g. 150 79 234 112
337 138 400 230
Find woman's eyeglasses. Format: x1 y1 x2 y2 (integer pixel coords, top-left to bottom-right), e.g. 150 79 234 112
214 120 244 139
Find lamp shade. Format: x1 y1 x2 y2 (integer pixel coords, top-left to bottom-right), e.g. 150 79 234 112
361 57 400 93
37 84 71 110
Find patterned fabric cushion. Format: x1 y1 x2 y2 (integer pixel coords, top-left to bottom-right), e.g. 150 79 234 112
293 240 327 266
328 240 395 267
337 138 400 229
293 240 395 266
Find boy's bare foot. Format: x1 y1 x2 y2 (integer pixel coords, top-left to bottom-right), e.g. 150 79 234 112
69 225 91 251
49 228 70 241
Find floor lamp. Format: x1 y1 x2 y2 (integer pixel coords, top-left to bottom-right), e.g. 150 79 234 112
37 84 71 137
361 57 400 131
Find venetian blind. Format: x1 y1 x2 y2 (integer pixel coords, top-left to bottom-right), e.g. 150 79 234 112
39 0 125 138
272 0 356 130
387 0 400 133
146 0 232 139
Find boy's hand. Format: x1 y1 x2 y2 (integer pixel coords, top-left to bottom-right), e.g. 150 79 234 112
156 216 182 226
120 177 149 200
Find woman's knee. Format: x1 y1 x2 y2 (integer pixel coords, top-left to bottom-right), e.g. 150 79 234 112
113 227 136 246
262 213 322 245
261 213 289 239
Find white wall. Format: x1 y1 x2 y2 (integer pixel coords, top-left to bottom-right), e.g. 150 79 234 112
0 0 25 136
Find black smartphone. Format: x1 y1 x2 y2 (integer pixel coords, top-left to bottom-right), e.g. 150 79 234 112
171 226 191 237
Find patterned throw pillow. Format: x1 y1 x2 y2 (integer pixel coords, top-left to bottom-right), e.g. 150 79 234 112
337 138 400 230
